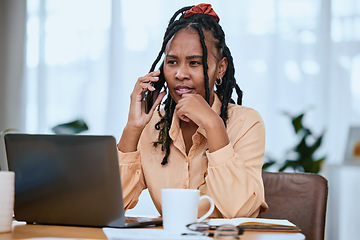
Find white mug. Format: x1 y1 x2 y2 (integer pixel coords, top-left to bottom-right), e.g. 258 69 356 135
0 171 15 233
161 188 215 232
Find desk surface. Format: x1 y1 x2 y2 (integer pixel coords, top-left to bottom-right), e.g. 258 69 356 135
1 221 305 240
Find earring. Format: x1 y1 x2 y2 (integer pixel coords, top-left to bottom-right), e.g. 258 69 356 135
215 78 223 86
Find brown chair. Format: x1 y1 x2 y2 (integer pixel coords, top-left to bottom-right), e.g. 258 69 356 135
259 171 328 240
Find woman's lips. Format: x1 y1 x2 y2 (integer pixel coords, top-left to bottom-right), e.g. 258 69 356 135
174 86 193 95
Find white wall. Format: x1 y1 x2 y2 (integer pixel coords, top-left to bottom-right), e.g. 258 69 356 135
0 0 27 170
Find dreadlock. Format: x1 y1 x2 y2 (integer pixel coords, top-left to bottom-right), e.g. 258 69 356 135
151 6 243 165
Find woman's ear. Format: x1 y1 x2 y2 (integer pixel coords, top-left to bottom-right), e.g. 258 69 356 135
217 57 228 78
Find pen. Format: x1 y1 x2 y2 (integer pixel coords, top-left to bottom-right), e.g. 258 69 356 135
181 233 215 237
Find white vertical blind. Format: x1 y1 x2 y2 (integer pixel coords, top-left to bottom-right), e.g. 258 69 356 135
25 0 112 134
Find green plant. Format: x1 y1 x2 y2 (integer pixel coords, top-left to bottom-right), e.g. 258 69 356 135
51 119 88 134
263 112 326 173
1 120 88 170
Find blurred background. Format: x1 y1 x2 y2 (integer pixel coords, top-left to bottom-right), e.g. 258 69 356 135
0 0 359 239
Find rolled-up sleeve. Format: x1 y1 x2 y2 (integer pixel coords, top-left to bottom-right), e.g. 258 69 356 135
118 150 146 210
205 108 267 218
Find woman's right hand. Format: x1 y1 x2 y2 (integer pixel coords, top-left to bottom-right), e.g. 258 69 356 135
127 70 166 130
118 70 165 153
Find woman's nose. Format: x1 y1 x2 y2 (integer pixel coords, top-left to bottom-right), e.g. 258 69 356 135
175 65 189 80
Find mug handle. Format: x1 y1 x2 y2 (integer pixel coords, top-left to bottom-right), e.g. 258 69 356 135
197 195 215 222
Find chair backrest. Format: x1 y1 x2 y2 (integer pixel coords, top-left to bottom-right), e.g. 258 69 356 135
259 171 328 240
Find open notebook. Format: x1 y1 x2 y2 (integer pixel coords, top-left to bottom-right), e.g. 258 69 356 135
5 133 162 228
208 218 301 232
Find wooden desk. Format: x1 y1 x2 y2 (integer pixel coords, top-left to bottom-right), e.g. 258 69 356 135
1 221 305 240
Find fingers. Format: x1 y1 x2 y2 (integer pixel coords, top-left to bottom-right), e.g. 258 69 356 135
131 70 161 101
175 94 212 125
175 98 190 122
139 82 155 92
174 103 191 122
148 91 166 114
126 71 163 129
138 70 161 86
179 114 191 122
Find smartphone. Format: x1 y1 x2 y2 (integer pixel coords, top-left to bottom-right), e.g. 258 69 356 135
144 69 165 114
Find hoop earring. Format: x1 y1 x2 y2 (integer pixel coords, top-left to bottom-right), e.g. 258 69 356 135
215 78 223 86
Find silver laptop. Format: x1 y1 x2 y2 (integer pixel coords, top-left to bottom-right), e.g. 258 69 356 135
4 133 162 228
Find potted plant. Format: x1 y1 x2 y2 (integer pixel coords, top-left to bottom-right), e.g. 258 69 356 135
0 119 88 171
263 111 326 173
51 119 88 134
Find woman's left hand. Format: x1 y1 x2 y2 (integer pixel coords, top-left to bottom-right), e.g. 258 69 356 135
175 93 229 152
175 94 218 129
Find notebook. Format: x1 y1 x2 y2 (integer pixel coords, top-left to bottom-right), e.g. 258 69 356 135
4 133 162 228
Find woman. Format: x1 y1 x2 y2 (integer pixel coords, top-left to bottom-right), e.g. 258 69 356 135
117 3 268 219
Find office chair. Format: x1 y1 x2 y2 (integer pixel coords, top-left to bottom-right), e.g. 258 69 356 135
259 171 328 240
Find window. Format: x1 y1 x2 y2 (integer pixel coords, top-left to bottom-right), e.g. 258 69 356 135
25 0 360 162
25 0 111 133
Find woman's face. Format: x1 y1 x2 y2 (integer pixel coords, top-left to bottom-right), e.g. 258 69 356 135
163 28 227 105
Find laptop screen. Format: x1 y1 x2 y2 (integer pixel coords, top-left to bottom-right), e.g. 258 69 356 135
5 134 126 228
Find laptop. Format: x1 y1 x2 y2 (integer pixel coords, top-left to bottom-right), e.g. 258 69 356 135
4 133 162 228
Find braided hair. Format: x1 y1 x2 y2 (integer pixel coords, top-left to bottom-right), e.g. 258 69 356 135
150 6 243 165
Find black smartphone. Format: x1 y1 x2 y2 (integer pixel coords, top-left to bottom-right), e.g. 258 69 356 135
144 68 165 114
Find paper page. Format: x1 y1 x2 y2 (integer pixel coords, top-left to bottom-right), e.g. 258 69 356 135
23 239 94 240
103 228 211 240
208 218 296 227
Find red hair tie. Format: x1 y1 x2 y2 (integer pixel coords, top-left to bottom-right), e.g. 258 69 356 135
184 3 220 23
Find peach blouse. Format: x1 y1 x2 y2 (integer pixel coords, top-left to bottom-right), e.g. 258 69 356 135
118 94 268 218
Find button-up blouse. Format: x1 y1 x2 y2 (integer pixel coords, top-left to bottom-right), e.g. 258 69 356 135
118 94 268 219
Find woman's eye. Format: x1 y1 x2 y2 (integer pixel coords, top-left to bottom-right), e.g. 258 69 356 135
167 60 177 65
190 61 201 66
